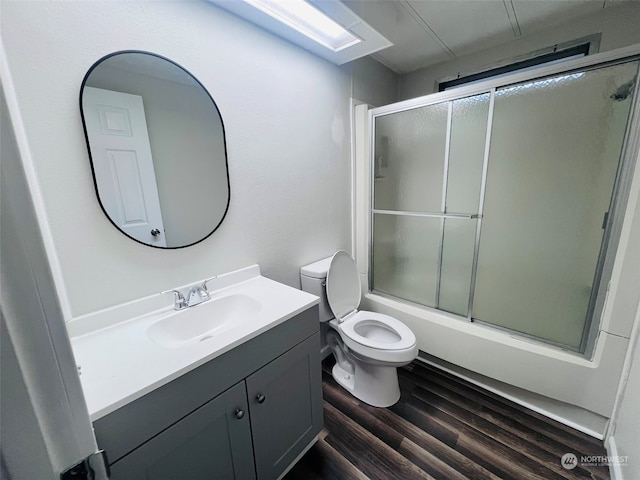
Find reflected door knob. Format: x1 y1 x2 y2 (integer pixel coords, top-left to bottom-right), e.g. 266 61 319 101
235 409 245 419
151 228 161 237
256 394 266 404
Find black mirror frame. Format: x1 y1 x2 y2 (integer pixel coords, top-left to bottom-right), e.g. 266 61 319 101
79 50 230 249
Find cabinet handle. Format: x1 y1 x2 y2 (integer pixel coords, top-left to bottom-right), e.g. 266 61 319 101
235 409 245 419
256 394 266 404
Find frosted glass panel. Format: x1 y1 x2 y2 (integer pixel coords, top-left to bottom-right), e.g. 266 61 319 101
473 62 638 348
439 218 478 316
374 103 448 212
446 94 490 214
372 214 441 307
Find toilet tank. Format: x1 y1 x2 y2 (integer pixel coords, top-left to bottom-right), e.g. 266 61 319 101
300 256 334 322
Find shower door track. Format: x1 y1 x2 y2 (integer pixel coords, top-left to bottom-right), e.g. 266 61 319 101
371 210 481 219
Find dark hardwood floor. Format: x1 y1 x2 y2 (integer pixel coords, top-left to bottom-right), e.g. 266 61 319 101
285 359 610 480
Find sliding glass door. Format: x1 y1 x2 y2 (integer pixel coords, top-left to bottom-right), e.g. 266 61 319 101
370 59 639 352
372 93 490 316
472 62 638 349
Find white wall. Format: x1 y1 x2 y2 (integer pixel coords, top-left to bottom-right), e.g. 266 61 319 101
0 0 397 318
351 56 399 107
608 302 640 479
398 2 640 99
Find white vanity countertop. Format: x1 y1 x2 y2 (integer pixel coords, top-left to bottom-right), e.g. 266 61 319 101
71 267 318 421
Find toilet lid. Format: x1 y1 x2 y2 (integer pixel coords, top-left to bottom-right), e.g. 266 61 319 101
326 251 361 321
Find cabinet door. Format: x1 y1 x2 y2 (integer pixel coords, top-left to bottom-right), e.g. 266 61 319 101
109 382 255 480
246 333 322 480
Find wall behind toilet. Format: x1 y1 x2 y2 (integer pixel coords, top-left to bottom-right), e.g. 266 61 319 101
1 1 396 318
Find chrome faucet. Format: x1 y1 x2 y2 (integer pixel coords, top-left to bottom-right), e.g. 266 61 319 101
162 277 217 310
163 289 188 310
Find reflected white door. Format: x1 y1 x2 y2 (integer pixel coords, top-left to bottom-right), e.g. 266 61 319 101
83 87 167 247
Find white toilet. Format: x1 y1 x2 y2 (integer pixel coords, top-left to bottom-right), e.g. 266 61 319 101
300 251 418 407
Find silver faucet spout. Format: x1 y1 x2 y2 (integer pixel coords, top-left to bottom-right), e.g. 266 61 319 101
186 276 218 307
187 285 210 307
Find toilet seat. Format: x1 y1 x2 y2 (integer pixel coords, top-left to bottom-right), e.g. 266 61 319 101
326 251 417 362
339 311 415 351
329 315 417 365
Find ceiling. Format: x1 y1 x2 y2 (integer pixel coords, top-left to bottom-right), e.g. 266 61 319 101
342 0 632 74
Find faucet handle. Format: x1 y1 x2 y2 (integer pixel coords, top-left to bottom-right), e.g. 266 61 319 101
161 289 188 309
201 276 218 292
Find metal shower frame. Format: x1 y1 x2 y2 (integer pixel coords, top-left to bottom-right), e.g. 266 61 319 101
367 45 640 359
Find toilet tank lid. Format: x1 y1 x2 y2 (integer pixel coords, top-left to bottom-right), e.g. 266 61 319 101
300 255 333 279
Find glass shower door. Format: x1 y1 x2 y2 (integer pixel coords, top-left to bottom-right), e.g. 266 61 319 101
370 57 639 353
472 62 638 349
372 94 490 315
372 101 448 307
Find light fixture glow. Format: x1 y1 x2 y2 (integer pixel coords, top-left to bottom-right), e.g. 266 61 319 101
242 0 361 52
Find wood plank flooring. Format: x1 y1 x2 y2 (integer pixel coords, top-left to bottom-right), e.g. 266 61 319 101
285 359 610 480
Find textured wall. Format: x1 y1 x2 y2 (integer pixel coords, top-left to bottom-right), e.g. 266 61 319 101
1 0 365 317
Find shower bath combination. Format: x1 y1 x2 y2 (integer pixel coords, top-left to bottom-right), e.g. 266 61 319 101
368 58 640 355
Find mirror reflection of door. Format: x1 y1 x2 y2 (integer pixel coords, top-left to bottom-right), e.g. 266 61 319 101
80 51 230 249
83 86 167 247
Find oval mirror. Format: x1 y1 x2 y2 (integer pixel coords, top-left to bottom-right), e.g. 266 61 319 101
80 51 230 249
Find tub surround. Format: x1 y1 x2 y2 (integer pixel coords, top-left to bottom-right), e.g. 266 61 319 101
71 265 319 420
362 289 628 419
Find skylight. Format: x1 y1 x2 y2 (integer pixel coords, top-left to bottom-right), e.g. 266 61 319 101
210 0 392 65
243 0 361 52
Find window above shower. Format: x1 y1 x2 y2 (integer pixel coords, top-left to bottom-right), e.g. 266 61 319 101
369 56 640 355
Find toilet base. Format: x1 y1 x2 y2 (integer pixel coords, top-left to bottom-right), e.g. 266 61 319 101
331 359 401 408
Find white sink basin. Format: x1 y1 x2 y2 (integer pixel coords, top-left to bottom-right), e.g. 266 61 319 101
71 265 320 421
148 294 262 348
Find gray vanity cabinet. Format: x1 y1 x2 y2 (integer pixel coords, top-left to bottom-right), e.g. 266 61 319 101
109 382 255 480
95 306 322 480
247 334 323 479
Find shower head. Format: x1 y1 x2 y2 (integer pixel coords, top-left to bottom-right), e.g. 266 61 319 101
610 78 636 101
